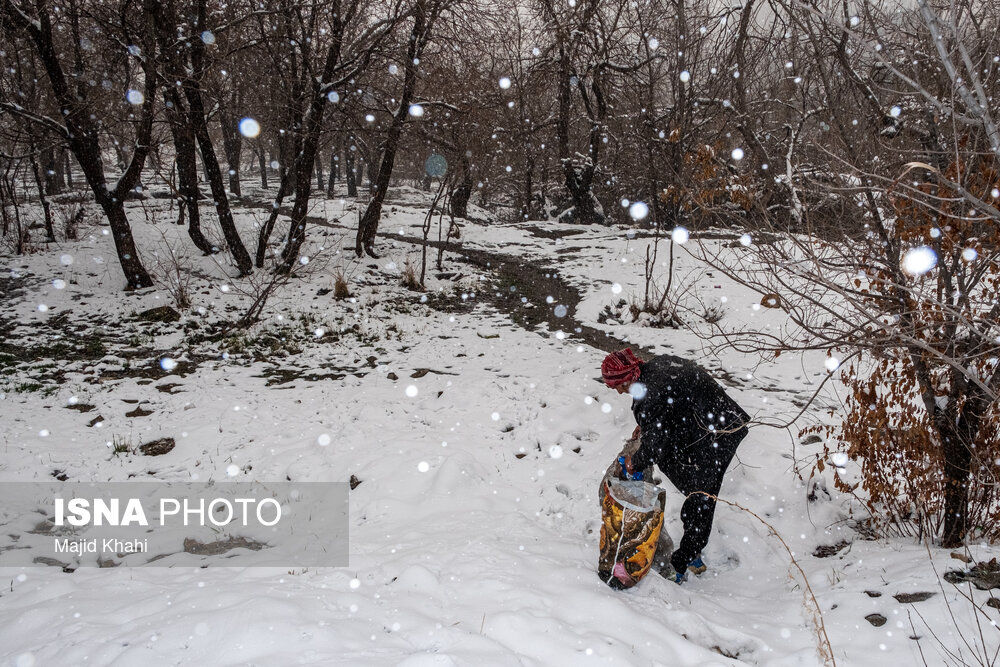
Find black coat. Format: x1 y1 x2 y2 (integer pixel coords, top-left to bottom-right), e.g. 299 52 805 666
626 354 750 573
629 354 749 481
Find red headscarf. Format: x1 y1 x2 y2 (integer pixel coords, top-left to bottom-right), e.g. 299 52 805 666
601 348 642 388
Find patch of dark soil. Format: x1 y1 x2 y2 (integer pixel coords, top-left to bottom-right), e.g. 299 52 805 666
944 558 1000 590
812 540 850 558
865 613 887 627
137 306 181 323
139 437 175 456
521 225 586 240
126 405 154 418
410 368 458 378
256 366 367 386
87 414 104 427
65 402 95 413
893 592 935 603
183 535 267 556
864 590 882 598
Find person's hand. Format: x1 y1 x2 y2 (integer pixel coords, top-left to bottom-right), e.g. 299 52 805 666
618 455 640 480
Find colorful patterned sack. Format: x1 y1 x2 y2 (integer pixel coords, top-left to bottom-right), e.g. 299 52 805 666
598 477 667 589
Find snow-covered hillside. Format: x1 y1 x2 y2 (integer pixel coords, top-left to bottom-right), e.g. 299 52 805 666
1 185 997 666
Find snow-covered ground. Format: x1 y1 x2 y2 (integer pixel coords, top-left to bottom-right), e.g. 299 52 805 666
1 184 998 666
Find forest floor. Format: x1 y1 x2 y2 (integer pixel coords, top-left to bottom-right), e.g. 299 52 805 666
1 182 999 666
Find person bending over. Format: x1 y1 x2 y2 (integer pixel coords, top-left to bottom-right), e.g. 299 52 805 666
602 348 749 583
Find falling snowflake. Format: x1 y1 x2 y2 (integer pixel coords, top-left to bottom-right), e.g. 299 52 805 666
499 76 512 89
731 147 745 161
962 247 978 262
831 452 848 467
126 90 144 105
405 385 418 397
628 201 649 221
417 461 430 472
679 70 690 83
902 246 937 275
739 233 752 246
327 91 340 103
317 434 331 446
160 358 178 372
671 226 690 244
548 445 563 459
825 356 840 372
554 304 568 318
408 104 424 118
629 382 647 400
238 118 261 138
611 283 623 295
226 464 240 477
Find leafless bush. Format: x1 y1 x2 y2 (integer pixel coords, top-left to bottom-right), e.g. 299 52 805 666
59 204 85 241
400 260 422 292
148 229 194 310
333 270 351 300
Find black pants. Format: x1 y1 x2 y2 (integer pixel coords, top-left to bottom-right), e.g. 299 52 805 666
660 427 745 574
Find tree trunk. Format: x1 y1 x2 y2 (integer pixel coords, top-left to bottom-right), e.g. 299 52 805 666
939 425 972 547
165 95 214 254
29 147 55 241
184 0 253 275
345 144 357 196
939 390 986 547
219 106 242 197
327 146 337 196
42 146 61 195
315 154 324 190
6 3 155 289
257 149 268 189
277 20 347 269
450 153 473 218
254 174 292 267
356 0 430 256
63 150 73 189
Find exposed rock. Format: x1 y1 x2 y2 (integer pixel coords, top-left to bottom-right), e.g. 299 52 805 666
350 475 362 490
864 590 882 598
865 613 887 627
